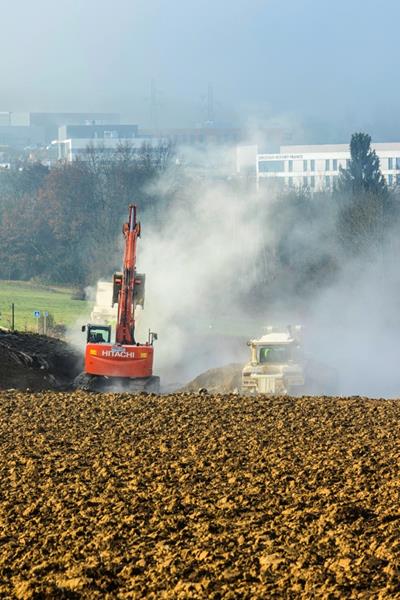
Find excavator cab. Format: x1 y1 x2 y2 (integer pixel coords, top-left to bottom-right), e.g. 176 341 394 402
81 324 111 344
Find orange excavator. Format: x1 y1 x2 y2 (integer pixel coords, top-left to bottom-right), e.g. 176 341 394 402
75 205 159 392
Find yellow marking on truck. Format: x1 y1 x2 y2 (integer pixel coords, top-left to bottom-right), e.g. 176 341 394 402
89 349 98 355
140 352 148 358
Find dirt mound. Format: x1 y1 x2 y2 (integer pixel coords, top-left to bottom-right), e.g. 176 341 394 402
181 359 338 396
0 391 399 598
0 331 82 391
180 363 243 393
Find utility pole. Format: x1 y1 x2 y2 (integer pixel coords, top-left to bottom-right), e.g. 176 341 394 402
11 303 14 332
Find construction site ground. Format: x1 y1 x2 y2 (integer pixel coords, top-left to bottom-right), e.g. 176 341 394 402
0 390 399 598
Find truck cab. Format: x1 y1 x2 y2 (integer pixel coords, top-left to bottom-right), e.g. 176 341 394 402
242 326 305 395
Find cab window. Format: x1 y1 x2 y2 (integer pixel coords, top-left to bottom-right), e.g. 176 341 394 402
259 345 291 363
88 327 110 343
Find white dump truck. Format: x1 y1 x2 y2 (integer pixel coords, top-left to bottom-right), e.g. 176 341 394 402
242 326 306 395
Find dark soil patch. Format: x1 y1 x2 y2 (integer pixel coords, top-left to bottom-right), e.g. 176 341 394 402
0 331 82 391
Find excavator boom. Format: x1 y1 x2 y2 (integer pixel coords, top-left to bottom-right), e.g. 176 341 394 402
116 205 140 345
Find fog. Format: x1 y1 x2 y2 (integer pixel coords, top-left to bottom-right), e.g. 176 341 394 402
3 0 400 139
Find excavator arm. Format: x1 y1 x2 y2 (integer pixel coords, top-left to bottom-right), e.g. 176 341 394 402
115 205 140 345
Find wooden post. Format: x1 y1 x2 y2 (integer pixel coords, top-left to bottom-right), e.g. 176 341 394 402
11 303 14 331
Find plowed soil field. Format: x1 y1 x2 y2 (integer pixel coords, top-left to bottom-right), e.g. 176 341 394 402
0 391 399 599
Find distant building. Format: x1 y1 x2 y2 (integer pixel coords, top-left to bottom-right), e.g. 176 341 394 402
56 124 162 162
30 112 120 143
237 143 400 190
0 125 45 149
140 127 243 147
0 112 120 149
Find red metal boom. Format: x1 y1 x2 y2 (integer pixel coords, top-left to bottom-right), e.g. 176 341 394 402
115 204 140 345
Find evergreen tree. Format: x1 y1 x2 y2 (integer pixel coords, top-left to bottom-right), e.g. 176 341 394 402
336 133 396 256
338 132 387 197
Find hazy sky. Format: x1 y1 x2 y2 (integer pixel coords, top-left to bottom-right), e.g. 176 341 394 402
1 0 399 139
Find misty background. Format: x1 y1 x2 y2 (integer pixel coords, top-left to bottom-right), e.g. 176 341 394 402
1 0 400 397
2 0 400 141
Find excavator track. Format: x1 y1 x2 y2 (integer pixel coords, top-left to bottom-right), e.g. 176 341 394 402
74 373 160 394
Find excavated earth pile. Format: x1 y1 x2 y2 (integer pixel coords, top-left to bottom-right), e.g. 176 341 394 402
0 392 399 598
0 331 82 391
179 363 243 393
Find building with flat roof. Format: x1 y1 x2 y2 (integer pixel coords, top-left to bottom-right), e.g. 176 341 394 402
56 124 162 162
237 143 400 190
0 112 121 150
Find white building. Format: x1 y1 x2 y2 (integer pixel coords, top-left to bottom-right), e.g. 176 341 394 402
237 143 400 190
55 124 163 162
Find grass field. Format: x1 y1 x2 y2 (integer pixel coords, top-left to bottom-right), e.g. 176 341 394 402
0 281 90 332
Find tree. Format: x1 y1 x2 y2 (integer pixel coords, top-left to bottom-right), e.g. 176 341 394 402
335 133 397 256
338 132 387 197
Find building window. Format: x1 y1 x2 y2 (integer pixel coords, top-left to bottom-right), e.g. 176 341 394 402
310 176 315 187
258 160 285 173
332 159 338 170
325 176 330 187
287 177 292 187
303 159 308 171
303 176 308 186
310 159 315 171
346 159 350 168
397 174 400 185
388 157 393 170
325 159 330 171
388 174 393 185
396 158 400 170
288 160 293 172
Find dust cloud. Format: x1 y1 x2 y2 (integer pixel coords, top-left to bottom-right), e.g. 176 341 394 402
135 158 400 396
136 176 266 386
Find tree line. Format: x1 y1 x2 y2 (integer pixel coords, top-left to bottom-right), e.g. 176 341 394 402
0 142 175 284
0 133 398 307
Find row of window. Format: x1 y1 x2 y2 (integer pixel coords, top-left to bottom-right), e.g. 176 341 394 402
283 175 337 187
290 158 344 172
286 174 400 188
387 174 400 185
259 156 400 174
387 158 400 170
259 158 347 173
